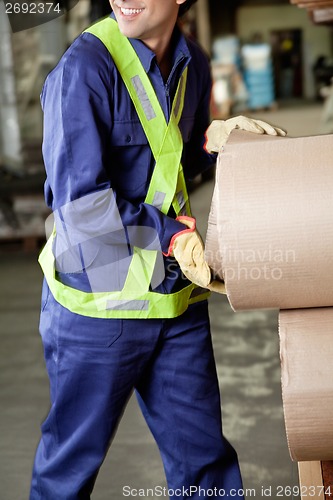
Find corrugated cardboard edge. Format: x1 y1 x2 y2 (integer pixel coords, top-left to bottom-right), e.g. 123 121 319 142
279 308 333 462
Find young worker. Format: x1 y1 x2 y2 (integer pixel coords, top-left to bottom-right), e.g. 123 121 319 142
30 0 284 498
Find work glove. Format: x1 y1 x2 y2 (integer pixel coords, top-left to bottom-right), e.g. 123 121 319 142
207 279 226 294
164 216 226 294
205 116 286 153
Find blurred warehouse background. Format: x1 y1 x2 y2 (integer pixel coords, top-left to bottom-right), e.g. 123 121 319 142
0 1 333 499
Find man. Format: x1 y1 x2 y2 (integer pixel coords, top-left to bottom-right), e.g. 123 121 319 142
30 1 284 498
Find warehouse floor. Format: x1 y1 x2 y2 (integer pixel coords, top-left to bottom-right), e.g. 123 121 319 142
0 100 326 499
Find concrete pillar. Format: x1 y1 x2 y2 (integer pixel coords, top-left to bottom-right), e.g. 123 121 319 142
0 2 23 172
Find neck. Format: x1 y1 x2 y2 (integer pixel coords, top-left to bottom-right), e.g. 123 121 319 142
145 34 171 67
157 44 173 82
146 30 176 82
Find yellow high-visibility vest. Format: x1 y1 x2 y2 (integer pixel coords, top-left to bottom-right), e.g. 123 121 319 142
39 17 209 319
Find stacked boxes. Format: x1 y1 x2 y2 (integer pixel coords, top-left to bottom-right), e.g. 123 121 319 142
242 44 275 110
211 36 249 118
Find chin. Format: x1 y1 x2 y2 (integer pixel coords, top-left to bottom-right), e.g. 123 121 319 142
116 22 138 39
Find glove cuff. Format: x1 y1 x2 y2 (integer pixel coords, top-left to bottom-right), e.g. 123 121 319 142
163 216 196 257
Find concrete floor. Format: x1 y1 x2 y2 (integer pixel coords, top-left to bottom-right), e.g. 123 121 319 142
0 100 326 499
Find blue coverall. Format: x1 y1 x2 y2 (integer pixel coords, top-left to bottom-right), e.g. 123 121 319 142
30 14 244 500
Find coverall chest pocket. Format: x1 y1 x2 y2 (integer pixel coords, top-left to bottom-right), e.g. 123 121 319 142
109 121 151 199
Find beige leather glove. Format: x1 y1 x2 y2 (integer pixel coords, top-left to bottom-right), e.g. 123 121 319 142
165 216 226 293
207 279 226 294
205 116 286 153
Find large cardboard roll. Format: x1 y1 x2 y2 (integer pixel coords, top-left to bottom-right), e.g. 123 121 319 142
205 130 333 311
279 308 333 461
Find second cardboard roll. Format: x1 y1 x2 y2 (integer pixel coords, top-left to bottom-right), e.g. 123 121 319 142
279 308 333 461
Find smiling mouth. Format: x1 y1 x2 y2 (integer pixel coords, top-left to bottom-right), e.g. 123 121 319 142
120 7 144 16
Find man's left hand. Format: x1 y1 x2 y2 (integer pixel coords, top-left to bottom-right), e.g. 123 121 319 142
205 116 287 153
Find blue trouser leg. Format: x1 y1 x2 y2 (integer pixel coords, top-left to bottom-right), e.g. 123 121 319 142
136 301 243 500
30 283 162 499
31 283 243 499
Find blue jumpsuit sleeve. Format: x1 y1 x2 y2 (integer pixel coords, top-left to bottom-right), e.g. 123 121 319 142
41 33 185 254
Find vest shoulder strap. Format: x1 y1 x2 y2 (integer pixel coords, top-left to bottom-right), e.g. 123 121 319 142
84 18 190 216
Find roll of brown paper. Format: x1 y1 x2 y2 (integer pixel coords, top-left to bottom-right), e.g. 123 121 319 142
279 308 333 461
205 130 333 464
205 130 333 311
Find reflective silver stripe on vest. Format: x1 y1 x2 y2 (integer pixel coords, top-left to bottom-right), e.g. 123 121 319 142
106 299 149 311
173 74 185 119
176 191 186 211
131 75 156 121
152 191 166 211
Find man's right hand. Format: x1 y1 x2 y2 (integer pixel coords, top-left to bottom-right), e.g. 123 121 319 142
165 217 227 294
